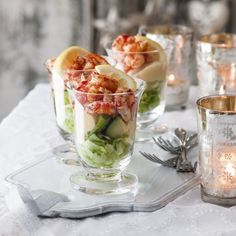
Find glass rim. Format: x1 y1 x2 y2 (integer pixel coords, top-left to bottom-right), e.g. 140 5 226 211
69 78 146 96
60 68 96 73
197 33 236 48
44 57 56 70
139 24 193 37
197 95 236 114
104 41 160 54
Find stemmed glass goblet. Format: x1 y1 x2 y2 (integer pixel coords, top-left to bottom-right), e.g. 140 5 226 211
105 35 168 141
68 67 145 194
45 58 78 165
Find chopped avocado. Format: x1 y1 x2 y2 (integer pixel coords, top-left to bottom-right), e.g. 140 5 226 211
105 116 129 138
86 115 112 138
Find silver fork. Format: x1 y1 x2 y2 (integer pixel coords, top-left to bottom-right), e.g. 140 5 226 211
139 151 178 168
153 137 180 154
153 135 198 155
174 128 197 172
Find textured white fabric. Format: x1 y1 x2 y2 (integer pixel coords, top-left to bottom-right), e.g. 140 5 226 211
1 84 236 236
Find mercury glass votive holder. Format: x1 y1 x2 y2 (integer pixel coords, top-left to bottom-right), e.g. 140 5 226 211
196 33 236 97
197 95 236 206
139 24 193 110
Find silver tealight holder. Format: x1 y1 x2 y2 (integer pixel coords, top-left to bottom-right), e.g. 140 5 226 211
197 95 236 206
196 33 236 97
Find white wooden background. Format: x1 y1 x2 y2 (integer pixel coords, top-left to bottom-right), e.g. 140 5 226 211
0 0 235 120
0 0 95 120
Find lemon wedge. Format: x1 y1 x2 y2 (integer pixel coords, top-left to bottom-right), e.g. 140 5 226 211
136 61 166 83
95 65 137 91
135 35 167 64
54 46 90 69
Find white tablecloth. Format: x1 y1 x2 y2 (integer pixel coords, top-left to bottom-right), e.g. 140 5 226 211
1 84 236 236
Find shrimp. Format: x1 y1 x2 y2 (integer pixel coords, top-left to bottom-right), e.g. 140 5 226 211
70 56 87 70
123 43 139 52
112 35 148 52
66 70 93 87
70 53 108 70
89 73 118 93
114 88 135 108
86 101 116 115
75 72 118 104
76 80 90 92
86 54 108 67
114 88 135 122
123 40 147 52
124 54 145 70
112 35 127 51
112 35 149 72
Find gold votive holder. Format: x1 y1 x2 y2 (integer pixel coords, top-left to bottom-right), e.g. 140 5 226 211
197 95 236 206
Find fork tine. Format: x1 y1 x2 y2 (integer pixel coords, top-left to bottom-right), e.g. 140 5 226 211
186 133 198 143
145 153 166 165
154 137 180 154
193 161 198 172
166 139 181 152
157 137 171 151
158 136 169 146
153 138 169 152
166 139 175 148
158 137 177 153
150 153 174 167
150 153 177 167
139 152 157 163
186 141 198 150
139 151 173 167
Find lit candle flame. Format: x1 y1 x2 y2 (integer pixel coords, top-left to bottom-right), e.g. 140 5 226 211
219 85 225 95
225 162 235 177
168 74 175 82
167 74 183 87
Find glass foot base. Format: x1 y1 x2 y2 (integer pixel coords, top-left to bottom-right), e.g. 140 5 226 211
165 104 187 111
135 124 169 142
201 189 236 206
70 171 138 195
53 144 79 166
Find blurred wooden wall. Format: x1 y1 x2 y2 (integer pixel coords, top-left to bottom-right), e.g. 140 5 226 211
0 0 235 120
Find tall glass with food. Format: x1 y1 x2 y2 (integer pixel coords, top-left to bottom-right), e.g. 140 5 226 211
105 35 167 141
69 65 145 194
45 46 108 164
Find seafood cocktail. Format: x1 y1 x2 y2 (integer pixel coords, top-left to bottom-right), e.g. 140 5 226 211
46 46 108 163
69 65 145 194
105 35 167 137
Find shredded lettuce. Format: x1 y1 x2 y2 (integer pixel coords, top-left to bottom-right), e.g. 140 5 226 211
63 90 74 133
138 88 161 113
79 134 130 168
64 106 74 133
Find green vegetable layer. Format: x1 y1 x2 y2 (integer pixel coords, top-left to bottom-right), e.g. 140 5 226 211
63 90 74 133
79 134 130 168
138 88 161 113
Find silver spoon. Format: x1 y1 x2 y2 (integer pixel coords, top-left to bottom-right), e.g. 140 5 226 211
174 128 187 146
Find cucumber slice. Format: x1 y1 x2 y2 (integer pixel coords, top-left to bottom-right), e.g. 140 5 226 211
86 115 112 138
105 116 129 138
